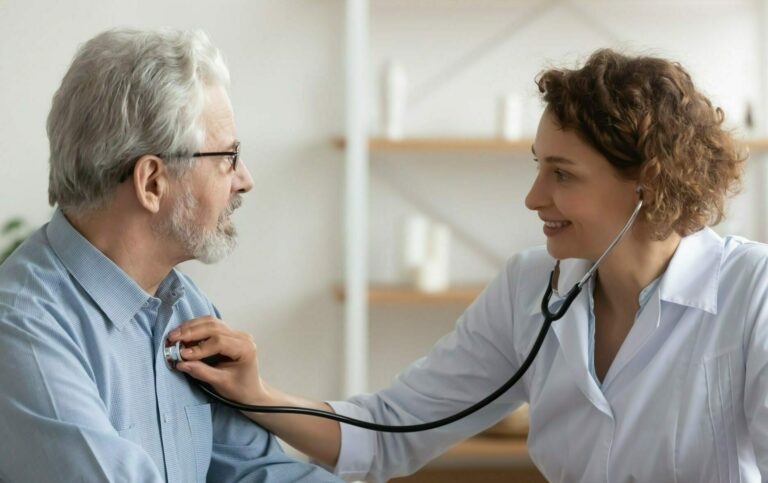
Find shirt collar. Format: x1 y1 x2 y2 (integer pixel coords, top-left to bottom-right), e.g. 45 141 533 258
658 226 722 314
47 210 182 330
531 226 722 316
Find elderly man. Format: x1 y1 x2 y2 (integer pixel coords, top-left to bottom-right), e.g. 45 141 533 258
0 28 339 482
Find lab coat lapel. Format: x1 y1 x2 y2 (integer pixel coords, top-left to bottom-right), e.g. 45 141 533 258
601 286 661 390
548 259 613 418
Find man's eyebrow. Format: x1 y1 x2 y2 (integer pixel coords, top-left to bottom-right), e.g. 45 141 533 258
531 146 576 165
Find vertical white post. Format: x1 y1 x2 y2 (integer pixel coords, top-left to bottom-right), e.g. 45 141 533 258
758 0 768 241
344 0 369 397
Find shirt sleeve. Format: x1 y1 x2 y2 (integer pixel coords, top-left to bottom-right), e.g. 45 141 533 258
328 257 530 482
206 305 342 483
0 309 165 482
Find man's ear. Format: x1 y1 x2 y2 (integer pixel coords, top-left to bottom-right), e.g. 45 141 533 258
132 155 169 214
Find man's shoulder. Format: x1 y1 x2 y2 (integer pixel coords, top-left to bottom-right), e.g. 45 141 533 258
0 226 68 300
0 226 73 333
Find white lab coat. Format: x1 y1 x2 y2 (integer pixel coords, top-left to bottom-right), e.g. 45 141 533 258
329 227 768 482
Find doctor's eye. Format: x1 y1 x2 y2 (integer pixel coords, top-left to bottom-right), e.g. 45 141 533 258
554 169 571 182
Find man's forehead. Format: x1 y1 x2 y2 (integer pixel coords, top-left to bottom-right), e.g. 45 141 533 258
202 85 236 147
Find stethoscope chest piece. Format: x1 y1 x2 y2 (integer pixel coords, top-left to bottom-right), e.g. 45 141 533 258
164 339 184 368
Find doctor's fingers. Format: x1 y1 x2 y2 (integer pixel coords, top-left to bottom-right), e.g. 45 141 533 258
180 332 257 363
175 360 231 389
168 316 239 344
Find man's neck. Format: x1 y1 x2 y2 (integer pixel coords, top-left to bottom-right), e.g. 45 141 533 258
64 209 179 295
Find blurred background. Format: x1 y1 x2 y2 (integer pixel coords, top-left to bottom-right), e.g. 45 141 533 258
1 0 767 480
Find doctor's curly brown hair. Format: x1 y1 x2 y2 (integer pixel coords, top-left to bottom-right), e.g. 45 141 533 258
536 49 746 239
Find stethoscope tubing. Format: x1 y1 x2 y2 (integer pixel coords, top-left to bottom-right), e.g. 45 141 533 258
191 196 644 433
196 275 573 433
193 270 582 433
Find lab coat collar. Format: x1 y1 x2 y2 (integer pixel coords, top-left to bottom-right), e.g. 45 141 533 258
529 226 722 316
658 226 722 315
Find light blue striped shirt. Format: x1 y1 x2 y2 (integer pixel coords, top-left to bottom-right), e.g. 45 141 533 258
0 210 339 482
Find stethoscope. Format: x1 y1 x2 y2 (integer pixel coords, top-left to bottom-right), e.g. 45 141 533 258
166 193 644 433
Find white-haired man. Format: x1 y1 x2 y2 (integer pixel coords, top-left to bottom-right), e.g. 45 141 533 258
0 28 340 482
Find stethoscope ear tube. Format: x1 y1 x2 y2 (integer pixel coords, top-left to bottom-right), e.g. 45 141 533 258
190 197 643 433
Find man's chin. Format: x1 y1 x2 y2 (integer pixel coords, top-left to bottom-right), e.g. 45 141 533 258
193 235 238 264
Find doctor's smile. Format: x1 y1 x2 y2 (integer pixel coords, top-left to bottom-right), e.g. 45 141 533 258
540 219 572 237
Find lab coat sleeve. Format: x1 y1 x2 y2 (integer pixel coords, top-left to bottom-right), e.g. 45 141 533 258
0 308 165 483
329 255 531 482
744 254 768 476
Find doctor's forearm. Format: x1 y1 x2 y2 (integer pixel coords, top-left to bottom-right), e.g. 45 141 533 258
243 383 342 468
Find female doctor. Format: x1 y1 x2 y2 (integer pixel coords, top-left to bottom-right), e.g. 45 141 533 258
167 49 767 482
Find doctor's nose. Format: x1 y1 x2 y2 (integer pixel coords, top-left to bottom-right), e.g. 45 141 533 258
525 174 549 211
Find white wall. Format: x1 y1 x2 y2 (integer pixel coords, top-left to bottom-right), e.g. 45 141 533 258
0 0 765 401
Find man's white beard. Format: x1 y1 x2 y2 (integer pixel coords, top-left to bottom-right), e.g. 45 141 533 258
161 188 241 264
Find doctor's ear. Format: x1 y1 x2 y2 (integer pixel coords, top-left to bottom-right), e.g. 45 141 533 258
131 155 171 214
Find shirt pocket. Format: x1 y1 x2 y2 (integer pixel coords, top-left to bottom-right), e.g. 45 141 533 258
185 403 213 483
703 350 740 483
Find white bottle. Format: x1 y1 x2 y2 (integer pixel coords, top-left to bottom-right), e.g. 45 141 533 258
402 214 428 275
416 223 451 293
498 94 523 140
383 61 407 140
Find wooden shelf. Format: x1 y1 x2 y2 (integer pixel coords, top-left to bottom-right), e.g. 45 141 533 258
331 137 534 152
445 436 529 459
333 283 485 304
747 138 768 151
331 136 768 154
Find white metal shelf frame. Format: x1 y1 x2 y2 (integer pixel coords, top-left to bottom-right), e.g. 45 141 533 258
344 0 369 397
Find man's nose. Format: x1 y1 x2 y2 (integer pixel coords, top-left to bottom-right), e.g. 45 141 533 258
233 159 254 193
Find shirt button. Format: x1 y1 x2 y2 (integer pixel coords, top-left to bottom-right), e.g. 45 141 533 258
163 413 171 423
143 302 149 308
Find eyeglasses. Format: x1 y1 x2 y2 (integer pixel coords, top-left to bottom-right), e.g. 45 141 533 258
119 141 241 182
191 141 241 172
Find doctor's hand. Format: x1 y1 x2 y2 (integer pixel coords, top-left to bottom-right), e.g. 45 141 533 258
167 317 272 405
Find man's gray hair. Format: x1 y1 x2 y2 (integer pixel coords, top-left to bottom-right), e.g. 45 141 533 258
47 28 230 216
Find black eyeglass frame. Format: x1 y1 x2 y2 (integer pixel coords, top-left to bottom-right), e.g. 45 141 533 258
119 141 240 182
191 141 240 172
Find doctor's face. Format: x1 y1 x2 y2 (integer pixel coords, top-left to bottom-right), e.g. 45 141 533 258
525 110 639 261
